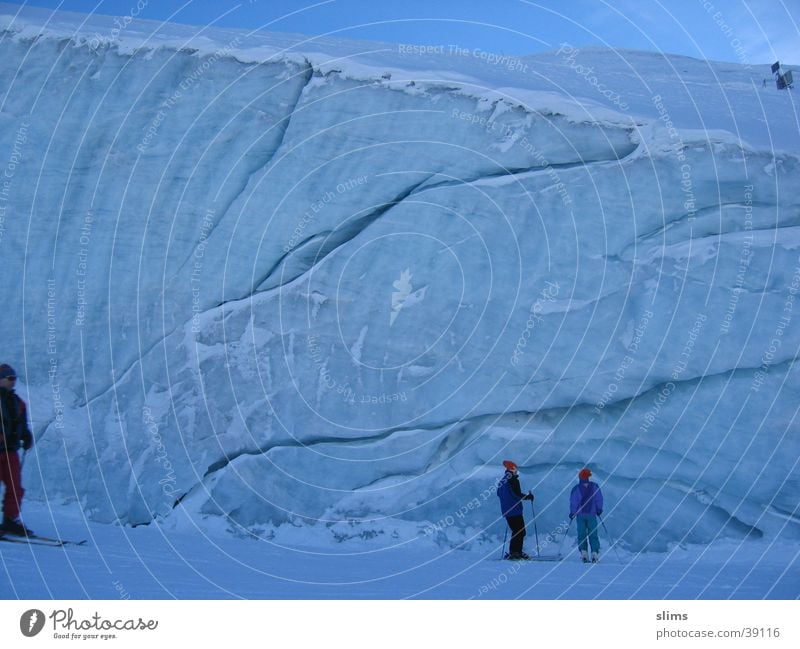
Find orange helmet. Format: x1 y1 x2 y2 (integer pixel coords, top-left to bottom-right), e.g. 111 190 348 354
503 460 518 472
579 468 592 480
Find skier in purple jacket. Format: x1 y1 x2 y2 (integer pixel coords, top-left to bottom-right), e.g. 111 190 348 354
569 468 603 563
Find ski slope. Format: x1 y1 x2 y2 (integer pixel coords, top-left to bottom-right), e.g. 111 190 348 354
0 502 796 599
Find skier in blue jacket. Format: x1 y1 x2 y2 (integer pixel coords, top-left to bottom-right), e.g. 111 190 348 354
497 460 534 560
569 467 603 563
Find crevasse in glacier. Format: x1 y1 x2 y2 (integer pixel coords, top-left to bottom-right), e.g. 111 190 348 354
1 6 798 551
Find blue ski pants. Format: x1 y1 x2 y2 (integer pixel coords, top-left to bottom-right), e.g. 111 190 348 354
576 515 600 553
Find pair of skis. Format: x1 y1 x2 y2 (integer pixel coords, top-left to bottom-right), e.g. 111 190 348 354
503 553 563 562
0 532 87 547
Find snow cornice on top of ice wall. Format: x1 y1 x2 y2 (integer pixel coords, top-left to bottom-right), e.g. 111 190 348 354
1 5 799 551
1 11 634 128
1 2 797 152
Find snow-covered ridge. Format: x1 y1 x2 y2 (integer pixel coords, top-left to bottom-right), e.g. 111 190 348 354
1 3 798 552
1 2 797 151
1 7 638 130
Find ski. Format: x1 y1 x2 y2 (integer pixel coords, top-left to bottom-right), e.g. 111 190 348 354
0 535 65 547
27 534 87 546
0 533 87 547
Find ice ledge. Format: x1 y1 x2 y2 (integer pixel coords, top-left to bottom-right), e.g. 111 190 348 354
3 3 795 154
0 14 634 127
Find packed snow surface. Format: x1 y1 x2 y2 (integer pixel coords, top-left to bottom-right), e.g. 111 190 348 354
0 1 798 584
0 502 797 599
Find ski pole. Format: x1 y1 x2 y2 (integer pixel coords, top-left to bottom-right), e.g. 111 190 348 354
599 515 623 563
529 495 540 557
20 449 27 471
557 516 573 556
500 525 508 560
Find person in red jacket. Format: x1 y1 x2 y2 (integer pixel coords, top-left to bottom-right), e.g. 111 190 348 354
0 364 34 536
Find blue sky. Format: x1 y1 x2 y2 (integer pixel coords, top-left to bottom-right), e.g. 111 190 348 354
3 0 798 64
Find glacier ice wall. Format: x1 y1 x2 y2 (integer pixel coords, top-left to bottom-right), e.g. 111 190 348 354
1 14 799 551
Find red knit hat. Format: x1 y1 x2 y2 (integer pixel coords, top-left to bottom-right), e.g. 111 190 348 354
579 468 592 480
503 460 518 472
